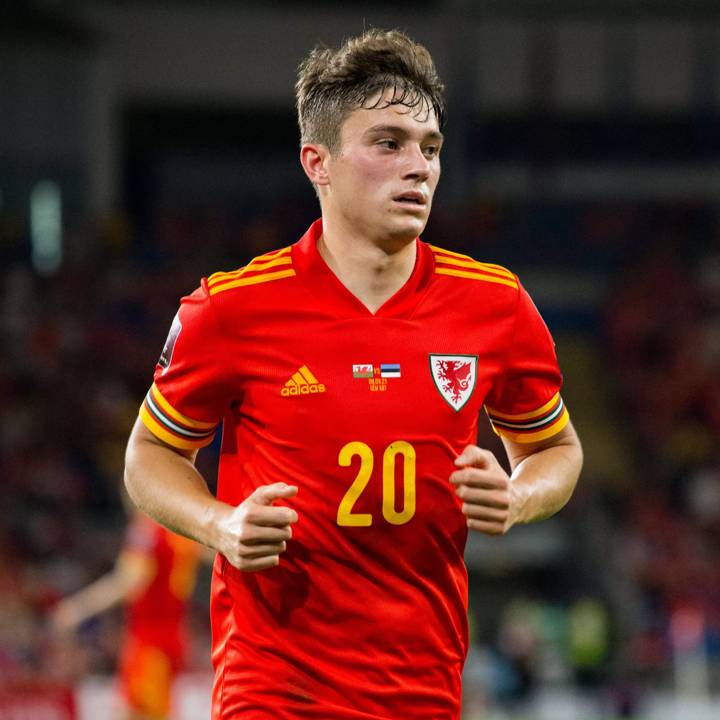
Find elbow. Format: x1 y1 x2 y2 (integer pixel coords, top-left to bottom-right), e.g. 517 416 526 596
564 436 584 502
123 423 148 512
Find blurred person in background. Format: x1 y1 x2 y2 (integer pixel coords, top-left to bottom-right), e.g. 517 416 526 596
124 28 582 720
51 505 201 720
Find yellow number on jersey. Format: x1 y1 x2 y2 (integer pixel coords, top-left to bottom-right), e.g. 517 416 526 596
382 441 416 525
337 441 416 527
337 441 374 526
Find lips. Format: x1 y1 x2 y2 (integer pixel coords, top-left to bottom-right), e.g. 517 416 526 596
393 191 427 205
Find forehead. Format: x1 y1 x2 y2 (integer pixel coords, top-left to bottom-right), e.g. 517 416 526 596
340 90 441 140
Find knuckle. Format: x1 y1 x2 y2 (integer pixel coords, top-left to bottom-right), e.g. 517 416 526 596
244 508 260 525
236 527 251 544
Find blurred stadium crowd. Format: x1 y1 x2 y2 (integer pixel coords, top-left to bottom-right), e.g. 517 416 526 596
1 197 719 716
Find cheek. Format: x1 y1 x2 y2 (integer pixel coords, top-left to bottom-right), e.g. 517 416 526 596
351 156 391 186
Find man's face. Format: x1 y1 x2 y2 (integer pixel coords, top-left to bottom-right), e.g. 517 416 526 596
324 93 443 246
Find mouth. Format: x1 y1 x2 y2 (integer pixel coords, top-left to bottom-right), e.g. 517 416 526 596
392 191 427 210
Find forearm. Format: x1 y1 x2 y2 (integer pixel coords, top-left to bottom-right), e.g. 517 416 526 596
56 573 128 628
509 440 582 524
124 422 233 551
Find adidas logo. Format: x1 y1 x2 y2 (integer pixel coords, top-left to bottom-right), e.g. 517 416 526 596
281 365 326 397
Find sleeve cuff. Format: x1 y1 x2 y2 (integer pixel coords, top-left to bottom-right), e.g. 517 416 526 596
485 392 570 443
139 383 218 450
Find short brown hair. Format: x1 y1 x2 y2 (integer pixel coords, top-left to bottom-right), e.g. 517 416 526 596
296 29 446 153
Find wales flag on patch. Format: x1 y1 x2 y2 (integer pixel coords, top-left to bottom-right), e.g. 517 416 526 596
352 364 374 378
380 363 401 378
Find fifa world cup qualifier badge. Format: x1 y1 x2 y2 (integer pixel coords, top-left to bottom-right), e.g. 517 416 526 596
159 313 182 372
429 355 478 411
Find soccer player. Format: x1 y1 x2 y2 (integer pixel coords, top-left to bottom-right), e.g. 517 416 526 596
51 510 201 720
124 29 583 719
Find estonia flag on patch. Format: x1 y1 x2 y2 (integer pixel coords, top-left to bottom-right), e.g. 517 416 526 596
380 363 401 378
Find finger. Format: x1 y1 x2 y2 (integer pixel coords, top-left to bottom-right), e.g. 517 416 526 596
454 445 493 468
251 483 299 506
466 518 506 536
244 504 298 527
449 468 507 490
233 555 281 572
453 486 509 509
242 525 293 544
240 542 287 559
461 503 508 523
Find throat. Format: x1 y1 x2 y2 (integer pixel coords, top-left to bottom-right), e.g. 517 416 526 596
317 234 417 314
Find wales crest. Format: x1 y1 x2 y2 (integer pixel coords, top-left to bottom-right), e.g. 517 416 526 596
429 355 478 411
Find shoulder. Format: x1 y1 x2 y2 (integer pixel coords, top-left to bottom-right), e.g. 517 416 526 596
204 245 295 299
426 242 518 293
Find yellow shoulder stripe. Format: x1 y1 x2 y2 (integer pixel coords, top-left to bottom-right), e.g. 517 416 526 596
433 254 515 280
208 269 296 296
428 244 472 260
207 246 292 285
429 245 515 279
208 255 292 287
435 267 518 289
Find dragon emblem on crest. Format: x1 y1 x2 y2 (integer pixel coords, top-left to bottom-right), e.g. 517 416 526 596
429 355 478 411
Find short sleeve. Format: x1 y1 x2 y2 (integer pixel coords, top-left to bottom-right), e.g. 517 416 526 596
139 282 232 450
484 280 570 443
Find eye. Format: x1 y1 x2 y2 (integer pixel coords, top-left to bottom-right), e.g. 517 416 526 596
423 145 439 158
378 139 398 150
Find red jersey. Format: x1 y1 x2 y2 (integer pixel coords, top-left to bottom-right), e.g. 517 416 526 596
122 514 200 649
139 219 569 720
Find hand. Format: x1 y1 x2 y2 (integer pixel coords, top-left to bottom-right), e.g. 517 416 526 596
450 445 519 535
218 483 298 571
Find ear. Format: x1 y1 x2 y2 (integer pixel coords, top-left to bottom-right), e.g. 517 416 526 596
299 143 331 187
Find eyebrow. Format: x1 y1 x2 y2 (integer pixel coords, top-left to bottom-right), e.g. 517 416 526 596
365 124 444 143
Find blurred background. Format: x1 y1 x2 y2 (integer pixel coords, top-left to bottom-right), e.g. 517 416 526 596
2 1 720 718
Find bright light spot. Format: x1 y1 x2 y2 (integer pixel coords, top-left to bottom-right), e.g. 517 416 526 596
31 180 63 275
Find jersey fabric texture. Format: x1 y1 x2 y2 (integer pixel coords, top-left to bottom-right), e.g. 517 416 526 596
118 516 200 716
139 218 570 720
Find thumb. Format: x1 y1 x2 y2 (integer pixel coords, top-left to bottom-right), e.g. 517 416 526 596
251 483 299 506
454 445 490 468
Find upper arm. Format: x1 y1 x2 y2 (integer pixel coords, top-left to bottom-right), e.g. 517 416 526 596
127 416 198 463
501 419 582 472
134 282 233 454
484 280 570 446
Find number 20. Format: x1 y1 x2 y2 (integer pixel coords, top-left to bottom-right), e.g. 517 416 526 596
337 441 416 527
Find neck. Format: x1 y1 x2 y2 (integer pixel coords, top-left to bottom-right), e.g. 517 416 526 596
317 214 417 314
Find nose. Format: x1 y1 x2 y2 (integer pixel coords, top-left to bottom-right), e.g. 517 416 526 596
402 144 431 182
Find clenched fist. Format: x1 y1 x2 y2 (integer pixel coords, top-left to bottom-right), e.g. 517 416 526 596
217 483 299 571
450 445 519 536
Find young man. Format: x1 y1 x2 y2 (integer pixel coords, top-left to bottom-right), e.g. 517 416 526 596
124 29 583 720
51 510 201 720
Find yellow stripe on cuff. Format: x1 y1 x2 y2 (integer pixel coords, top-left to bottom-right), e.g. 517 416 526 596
486 392 561 422
492 407 570 443
139 404 216 450
149 384 216 430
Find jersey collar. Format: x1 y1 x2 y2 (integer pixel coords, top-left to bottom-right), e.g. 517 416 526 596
292 218 434 319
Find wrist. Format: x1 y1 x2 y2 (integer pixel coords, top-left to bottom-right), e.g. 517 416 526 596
200 499 234 552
